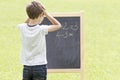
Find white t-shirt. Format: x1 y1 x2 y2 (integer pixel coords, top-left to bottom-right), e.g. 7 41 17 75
18 23 50 66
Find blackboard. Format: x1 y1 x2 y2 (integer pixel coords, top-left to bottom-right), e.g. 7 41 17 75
41 13 84 72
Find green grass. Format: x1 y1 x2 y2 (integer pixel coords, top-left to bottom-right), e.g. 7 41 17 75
0 0 120 80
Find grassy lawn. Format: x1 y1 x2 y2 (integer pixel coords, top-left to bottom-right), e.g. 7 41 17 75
0 0 120 80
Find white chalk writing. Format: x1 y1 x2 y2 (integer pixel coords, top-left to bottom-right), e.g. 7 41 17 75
56 22 79 39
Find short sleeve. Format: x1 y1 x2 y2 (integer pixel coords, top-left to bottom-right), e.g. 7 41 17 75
40 25 50 35
17 24 21 30
17 23 25 30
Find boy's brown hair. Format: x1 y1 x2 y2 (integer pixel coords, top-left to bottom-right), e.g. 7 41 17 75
26 1 43 19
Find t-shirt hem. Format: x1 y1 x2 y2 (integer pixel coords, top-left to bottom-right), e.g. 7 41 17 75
21 62 47 66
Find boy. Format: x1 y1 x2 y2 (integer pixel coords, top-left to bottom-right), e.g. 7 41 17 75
18 1 61 80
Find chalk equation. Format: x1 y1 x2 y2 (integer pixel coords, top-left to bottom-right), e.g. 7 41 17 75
56 22 79 39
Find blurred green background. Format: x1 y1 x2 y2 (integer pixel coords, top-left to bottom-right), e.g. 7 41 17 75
0 0 120 80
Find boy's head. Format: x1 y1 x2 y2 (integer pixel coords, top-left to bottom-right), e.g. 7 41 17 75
26 1 44 19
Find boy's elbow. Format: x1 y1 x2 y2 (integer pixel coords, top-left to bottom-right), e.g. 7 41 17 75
58 23 62 29
55 24 61 31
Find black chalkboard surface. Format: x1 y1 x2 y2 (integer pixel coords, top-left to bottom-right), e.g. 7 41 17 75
41 13 84 72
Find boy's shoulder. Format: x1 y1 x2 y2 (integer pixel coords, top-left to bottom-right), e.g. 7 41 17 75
18 23 27 27
17 23 27 29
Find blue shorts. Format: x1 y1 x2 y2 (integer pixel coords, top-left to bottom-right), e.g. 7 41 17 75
23 65 47 80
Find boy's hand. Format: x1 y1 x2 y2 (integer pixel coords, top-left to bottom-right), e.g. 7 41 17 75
38 2 48 16
38 2 46 11
43 10 48 16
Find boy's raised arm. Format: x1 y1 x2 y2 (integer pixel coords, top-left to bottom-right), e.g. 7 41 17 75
39 3 61 32
43 10 62 32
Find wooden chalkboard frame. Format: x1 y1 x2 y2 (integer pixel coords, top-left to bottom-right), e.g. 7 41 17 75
47 11 84 80
47 11 84 79
47 11 84 72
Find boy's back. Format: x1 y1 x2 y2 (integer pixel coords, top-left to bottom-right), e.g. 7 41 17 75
18 23 50 66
